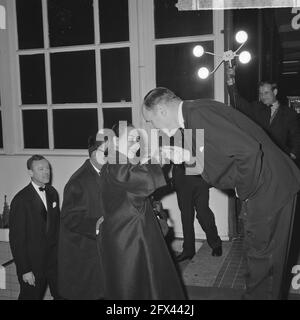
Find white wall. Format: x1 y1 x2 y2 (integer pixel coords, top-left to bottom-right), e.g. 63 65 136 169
0 155 85 208
162 190 229 240
0 154 229 240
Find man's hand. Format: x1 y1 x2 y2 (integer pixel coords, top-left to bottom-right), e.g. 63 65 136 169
161 146 191 164
22 272 35 286
225 64 236 85
96 216 104 235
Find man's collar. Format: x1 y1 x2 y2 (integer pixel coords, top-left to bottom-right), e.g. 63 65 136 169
31 181 45 192
266 100 279 108
178 101 185 129
90 160 101 174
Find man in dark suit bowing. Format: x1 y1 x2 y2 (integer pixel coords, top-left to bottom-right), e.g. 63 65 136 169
58 133 109 300
142 87 300 300
9 155 60 300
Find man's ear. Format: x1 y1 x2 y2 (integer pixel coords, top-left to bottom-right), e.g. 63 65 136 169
28 170 33 178
157 103 167 116
273 88 278 97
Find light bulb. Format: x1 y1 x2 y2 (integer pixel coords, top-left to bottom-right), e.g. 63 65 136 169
197 67 209 79
193 45 204 58
239 51 251 64
235 31 248 44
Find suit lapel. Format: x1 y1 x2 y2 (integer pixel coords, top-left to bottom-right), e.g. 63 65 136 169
86 160 103 190
45 188 54 233
270 105 283 128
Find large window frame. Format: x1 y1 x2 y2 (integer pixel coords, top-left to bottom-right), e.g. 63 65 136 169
0 0 224 155
137 0 224 137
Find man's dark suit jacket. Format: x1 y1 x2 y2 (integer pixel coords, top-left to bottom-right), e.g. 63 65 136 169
58 159 104 300
182 99 300 211
228 84 300 158
9 184 60 278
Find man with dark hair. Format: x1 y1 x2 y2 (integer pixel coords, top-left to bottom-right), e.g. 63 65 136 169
9 155 60 300
58 132 110 300
226 66 300 160
142 87 300 300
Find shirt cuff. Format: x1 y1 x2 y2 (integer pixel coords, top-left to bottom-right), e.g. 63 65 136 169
96 216 104 235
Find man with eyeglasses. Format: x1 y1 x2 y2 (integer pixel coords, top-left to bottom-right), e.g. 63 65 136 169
57 132 110 300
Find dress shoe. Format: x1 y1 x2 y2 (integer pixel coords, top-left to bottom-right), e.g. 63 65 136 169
175 252 194 262
211 245 222 257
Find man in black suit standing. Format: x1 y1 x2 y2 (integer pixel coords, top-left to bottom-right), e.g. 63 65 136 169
172 164 222 262
142 87 300 299
58 133 108 300
9 155 60 300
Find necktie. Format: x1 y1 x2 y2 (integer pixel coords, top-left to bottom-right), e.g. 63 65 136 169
39 186 46 192
270 104 279 124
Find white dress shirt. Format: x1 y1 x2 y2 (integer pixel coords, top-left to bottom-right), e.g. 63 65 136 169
178 101 185 129
90 160 101 175
31 181 47 210
89 160 103 235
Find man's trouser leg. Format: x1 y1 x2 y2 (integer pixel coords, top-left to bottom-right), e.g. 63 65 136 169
193 179 222 250
175 184 196 256
242 195 297 300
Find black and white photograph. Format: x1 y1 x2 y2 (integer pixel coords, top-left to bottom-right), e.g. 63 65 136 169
0 0 300 307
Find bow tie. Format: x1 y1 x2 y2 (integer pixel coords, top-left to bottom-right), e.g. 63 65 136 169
39 186 46 192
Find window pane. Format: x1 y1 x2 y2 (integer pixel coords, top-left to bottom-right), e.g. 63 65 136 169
0 111 3 148
23 110 49 148
99 0 129 43
154 0 213 39
48 0 94 47
51 51 97 103
156 41 214 100
101 48 131 102
19 54 47 104
103 107 132 129
53 109 98 149
16 0 44 49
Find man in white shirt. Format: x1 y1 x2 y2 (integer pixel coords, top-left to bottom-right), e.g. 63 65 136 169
9 155 61 300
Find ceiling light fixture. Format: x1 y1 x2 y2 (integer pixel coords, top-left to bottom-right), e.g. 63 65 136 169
193 30 251 79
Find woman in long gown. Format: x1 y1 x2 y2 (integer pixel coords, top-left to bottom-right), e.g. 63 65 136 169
99 123 186 300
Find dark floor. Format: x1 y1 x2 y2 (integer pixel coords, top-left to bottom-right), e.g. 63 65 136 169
174 236 300 300
213 237 246 290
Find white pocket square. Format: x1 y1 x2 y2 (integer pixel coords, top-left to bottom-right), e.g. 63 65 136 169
52 202 57 208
